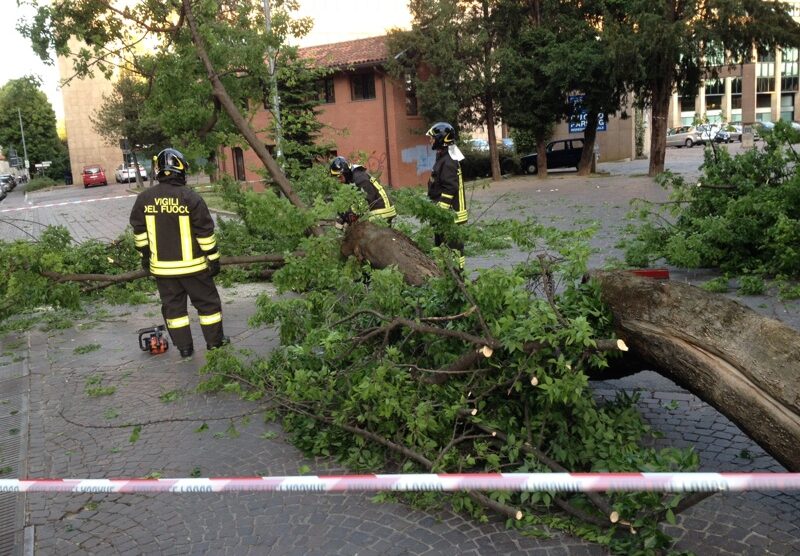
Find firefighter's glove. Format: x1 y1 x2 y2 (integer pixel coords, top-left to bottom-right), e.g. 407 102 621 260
208 259 221 277
140 253 151 274
339 211 360 225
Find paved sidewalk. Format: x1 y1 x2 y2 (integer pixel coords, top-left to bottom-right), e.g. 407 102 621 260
1 143 799 554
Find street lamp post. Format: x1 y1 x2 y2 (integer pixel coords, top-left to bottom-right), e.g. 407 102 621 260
17 108 30 179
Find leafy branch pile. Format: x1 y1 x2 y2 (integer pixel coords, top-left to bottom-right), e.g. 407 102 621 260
0 225 154 323
201 185 699 554
624 123 800 284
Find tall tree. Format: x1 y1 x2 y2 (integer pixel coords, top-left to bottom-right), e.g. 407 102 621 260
494 0 562 178
387 0 505 181
90 72 168 186
604 0 800 176
0 76 67 180
22 0 316 216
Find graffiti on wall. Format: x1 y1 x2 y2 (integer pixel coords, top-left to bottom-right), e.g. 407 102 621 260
401 145 436 175
366 151 387 176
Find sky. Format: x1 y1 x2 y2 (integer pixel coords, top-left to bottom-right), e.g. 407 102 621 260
0 0 412 128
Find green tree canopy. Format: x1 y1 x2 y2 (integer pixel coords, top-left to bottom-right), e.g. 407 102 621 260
0 76 67 179
387 0 506 180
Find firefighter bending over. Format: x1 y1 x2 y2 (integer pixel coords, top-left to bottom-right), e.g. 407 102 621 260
426 122 468 269
329 156 396 225
129 148 228 358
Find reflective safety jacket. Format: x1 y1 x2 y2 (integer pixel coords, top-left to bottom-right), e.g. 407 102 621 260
129 181 220 277
428 151 468 223
352 166 397 220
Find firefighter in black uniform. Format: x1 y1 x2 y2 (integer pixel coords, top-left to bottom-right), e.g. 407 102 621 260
426 122 468 269
329 156 397 225
129 148 227 358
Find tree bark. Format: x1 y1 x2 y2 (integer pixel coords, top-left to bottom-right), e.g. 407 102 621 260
577 111 598 176
648 80 671 177
181 0 322 236
535 131 548 178
590 270 800 472
486 96 501 181
340 221 443 286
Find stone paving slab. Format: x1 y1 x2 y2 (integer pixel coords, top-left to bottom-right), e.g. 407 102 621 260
18 284 607 556
1 144 799 554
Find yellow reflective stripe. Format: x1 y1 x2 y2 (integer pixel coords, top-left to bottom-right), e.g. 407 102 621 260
150 262 209 276
179 215 193 262
150 256 208 269
198 312 222 325
441 193 454 199
437 201 451 210
196 234 216 247
369 206 397 218
166 316 190 328
454 210 468 223
206 251 221 261
458 166 466 216
134 231 148 247
145 215 158 260
458 256 466 269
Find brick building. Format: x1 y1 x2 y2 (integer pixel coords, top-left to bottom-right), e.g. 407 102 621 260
58 39 124 186
225 35 640 188
223 35 433 188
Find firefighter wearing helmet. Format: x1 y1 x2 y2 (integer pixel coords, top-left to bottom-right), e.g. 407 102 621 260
426 122 468 269
129 148 228 358
329 156 396 225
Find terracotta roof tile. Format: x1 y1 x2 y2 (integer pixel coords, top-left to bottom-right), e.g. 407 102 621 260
300 35 388 68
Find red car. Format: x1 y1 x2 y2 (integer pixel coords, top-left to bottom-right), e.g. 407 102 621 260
82 165 108 188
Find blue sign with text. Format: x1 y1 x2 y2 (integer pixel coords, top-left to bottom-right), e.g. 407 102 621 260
568 95 606 133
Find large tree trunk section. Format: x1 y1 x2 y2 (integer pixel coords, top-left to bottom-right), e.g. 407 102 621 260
648 80 671 177
591 270 800 472
577 111 598 176
341 221 443 286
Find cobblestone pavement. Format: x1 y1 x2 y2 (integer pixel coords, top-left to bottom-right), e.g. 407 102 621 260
1 143 799 555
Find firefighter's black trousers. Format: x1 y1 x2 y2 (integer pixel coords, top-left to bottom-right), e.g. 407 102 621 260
155 273 224 350
434 221 466 269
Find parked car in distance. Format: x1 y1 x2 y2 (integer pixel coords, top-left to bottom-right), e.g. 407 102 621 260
520 139 584 175
82 165 108 188
666 126 704 148
696 124 733 144
466 138 490 151
115 164 147 183
0 174 17 192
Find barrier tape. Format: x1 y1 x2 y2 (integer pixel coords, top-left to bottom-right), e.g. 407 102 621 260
1 473 799 494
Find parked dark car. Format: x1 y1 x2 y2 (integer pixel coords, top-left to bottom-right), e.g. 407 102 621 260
520 139 584 175
82 165 108 188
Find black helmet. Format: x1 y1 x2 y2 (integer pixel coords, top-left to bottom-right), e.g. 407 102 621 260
155 148 188 180
426 122 457 150
329 156 353 183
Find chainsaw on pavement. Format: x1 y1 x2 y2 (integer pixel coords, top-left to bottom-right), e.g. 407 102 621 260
137 325 169 355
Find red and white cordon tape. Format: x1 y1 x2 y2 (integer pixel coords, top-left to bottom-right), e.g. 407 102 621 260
1 473 799 494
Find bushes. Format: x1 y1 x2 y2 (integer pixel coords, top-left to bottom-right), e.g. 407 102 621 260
25 176 58 192
624 121 800 279
458 142 520 180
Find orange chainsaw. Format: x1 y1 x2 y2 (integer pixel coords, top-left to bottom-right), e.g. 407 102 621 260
137 325 169 355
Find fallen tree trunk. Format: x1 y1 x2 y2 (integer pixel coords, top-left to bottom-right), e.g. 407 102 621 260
341 221 443 286
590 270 800 472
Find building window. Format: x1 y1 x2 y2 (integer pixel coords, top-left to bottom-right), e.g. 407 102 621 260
318 78 335 104
232 147 245 181
405 73 418 116
780 94 795 121
679 95 696 112
756 94 772 109
781 48 799 92
351 72 376 101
